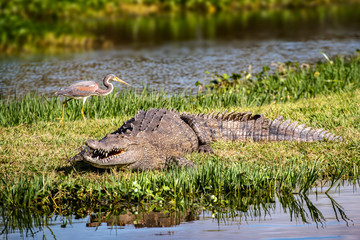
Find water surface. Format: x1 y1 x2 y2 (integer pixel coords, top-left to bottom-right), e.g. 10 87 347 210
1 39 359 100
2 183 359 239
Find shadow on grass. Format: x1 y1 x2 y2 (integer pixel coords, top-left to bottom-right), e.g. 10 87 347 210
55 160 109 175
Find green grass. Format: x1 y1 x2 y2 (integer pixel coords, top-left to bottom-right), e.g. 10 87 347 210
0 54 359 219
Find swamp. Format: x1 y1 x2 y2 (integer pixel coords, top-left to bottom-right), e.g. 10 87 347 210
0 0 360 239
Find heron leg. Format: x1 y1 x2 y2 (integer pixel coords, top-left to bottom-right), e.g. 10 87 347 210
81 97 88 121
57 98 72 123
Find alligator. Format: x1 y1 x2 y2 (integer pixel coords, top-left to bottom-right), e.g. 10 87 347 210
73 108 342 170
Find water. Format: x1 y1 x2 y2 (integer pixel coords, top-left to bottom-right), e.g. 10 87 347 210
1 5 360 99
2 39 360 99
2 183 359 239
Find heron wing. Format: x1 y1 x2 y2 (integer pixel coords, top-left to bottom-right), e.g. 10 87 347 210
71 81 98 88
56 81 99 98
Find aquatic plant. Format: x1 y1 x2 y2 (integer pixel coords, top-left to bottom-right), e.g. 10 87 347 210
198 54 360 103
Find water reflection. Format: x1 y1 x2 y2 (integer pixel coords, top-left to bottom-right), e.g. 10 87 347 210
2 4 360 54
86 5 360 47
1 185 357 239
278 192 351 227
86 209 200 228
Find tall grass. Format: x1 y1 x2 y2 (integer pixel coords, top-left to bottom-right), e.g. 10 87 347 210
1 54 359 127
0 160 328 210
200 54 360 103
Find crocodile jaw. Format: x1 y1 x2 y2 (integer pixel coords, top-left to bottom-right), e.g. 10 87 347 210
82 137 142 169
83 147 141 169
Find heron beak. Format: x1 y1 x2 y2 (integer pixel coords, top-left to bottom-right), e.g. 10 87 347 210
114 76 131 86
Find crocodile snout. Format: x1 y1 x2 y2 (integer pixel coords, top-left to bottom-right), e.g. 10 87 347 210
85 139 98 149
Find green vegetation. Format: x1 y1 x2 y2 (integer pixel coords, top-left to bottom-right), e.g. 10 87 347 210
3 0 357 19
1 54 359 127
0 55 359 218
198 53 360 102
1 0 360 53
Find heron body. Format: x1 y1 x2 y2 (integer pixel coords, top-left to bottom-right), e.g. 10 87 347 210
55 74 130 122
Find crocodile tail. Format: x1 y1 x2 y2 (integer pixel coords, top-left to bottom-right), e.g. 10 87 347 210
199 111 343 142
266 116 343 142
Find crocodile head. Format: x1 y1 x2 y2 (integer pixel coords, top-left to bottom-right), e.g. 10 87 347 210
81 133 143 169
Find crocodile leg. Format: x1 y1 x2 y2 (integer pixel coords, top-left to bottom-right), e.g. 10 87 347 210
181 115 214 154
165 156 197 170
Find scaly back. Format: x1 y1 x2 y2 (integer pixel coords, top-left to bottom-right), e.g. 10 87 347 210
184 111 343 142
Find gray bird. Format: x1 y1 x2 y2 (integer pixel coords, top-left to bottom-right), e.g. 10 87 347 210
55 74 130 122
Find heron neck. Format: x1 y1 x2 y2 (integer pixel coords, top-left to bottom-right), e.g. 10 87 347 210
97 79 113 96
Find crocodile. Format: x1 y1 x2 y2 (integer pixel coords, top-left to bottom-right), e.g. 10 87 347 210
73 108 343 170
